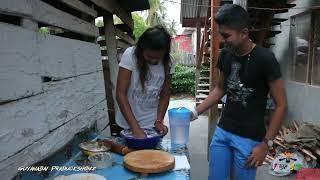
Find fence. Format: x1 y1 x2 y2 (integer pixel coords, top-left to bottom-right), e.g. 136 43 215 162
173 52 196 67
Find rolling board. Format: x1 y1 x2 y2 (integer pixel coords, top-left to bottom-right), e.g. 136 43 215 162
123 150 175 176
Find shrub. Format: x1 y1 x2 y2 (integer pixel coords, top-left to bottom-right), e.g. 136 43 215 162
171 64 195 95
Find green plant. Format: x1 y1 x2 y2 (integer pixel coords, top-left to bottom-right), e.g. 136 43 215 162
95 19 104 27
132 13 148 39
171 51 183 63
38 27 49 34
171 64 195 95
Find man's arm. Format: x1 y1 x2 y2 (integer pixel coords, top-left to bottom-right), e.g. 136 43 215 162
265 79 288 140
248 78 287 167
195 70 225 116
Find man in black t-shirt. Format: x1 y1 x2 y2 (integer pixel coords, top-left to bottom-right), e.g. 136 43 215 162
190 4 288 180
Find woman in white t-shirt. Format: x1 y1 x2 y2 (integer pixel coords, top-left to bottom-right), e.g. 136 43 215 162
116 26 175 138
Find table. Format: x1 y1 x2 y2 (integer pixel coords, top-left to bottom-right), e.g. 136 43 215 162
18 132 190 180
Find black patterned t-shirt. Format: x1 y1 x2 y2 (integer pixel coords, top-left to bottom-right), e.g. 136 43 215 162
217 45 282 141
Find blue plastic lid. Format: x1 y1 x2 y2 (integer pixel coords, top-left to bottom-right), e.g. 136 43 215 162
168 107 191 114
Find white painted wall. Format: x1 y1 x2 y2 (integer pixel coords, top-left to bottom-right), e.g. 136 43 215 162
270 0 320 125
0 22 109 179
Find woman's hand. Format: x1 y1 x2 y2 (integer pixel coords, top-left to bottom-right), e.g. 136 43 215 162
154 121 168 136
132 127 147 139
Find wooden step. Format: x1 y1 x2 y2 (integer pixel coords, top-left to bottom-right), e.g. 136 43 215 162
205 41 210 47
203 51 210 57
197 89 210 93
200 69 209 72
202 61 210 67
196 94 208 99
199 77 210 80
198 84 210 87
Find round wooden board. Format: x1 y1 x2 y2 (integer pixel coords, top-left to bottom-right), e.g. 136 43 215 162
123 150 175 174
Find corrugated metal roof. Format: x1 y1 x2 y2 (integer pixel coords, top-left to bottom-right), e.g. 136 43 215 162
180 0 233 27
181 0 209 21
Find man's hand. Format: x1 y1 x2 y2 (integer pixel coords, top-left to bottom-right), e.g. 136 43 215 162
132 127 147 139
189 107 198 122
190 113 197 121
247 143 269 167
154 121 168 136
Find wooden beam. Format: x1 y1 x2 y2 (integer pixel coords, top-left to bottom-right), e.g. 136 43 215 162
0 0 32 18
115 27 135 45
116 24 133 35
208 0 220 151
195 0 203 68
98 39 130 49
21 18 38 30
58 0 98 17
195 22 202 98
102 13 118 128
91 0 133 30
274 9 289 14
113 2 134 30
117 39 130 49
99 26 134 41
32 0 99 37
0 0 98 37
272 18 287 22
90 0 114 12
196 22 202 69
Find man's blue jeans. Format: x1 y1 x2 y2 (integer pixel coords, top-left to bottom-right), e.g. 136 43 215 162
208 127 260 180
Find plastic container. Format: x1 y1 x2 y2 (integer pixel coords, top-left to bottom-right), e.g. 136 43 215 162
88 152 113 169
168 107 191 145
120 128 161 150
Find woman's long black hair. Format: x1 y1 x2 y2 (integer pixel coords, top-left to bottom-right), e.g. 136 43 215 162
134 25 171 90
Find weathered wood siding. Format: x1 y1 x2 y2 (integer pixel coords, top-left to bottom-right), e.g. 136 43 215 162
0 0 109 179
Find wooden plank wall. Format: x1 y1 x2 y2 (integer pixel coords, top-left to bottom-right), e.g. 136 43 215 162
0 0 115 179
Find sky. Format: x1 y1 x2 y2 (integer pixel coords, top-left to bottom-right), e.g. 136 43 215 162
163 0 183 34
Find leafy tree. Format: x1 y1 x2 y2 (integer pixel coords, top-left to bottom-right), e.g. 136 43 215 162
146 0 177 35
95 19 103 27
132 13 148 39
146 0 166 26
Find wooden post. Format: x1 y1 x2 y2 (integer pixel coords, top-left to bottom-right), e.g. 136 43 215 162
233 0 247 9
103 13 119 97
195 21 201 97
208 0 220 151
195 0 203 98
103 13 119 134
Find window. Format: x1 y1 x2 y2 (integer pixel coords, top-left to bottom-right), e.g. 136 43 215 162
290 13 311 83
311 12 320 86
290 11 320 86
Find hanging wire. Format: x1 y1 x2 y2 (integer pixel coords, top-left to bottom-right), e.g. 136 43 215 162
163 0 320 11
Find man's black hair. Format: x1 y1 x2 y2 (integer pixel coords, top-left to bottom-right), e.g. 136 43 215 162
215 4 250 30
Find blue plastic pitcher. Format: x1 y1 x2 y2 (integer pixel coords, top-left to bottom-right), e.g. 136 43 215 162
168 107 191 145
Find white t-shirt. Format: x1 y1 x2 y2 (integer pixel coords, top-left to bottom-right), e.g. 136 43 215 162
116 46 175 129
